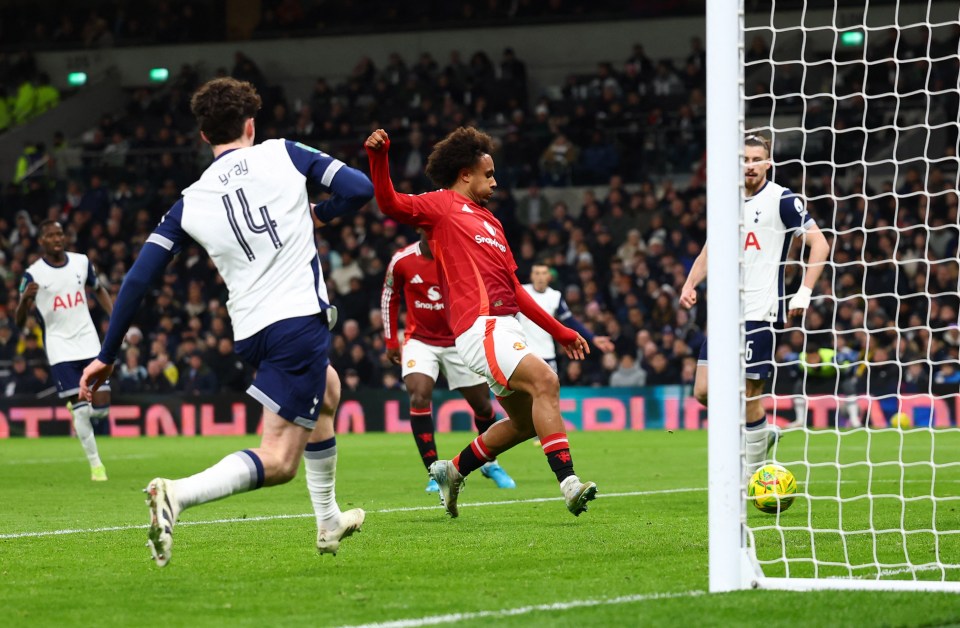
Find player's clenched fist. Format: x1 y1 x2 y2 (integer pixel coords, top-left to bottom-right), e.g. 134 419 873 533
364 129 390 152
679 286 697 309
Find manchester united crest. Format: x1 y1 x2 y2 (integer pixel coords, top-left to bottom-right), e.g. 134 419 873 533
513 342 526 350
407 359 416 367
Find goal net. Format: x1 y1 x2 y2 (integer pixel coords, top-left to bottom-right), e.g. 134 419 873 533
708 0 960 592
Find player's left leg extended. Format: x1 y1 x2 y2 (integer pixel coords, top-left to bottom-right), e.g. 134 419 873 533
458 382 515 489
144 409 308 566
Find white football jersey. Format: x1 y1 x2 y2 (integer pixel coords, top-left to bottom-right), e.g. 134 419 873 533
22 253 102 365
517 284 564 360
742 180 815 322
149 139 337 340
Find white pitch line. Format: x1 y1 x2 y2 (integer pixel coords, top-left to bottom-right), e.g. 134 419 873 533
0 488 693 540
333 590 706 628
2 454 157 466
4 479 957 540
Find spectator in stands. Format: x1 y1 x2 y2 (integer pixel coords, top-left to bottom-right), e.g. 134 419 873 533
142 358 174 394
539 133 579 187
0 323 17 376
206 337 249 393
117 346 148 393
177 350 218 396
580 130 620 185
11 73 36 126
610 353 647 387
3 355 42 396
500 47 528 106
515 183 550 227
0 87 11 133
645 352 679 385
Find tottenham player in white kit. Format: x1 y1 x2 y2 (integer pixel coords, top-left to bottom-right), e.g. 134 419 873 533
80 78 374 566
680 134 829 476
16 220 113 481
517 262 615 371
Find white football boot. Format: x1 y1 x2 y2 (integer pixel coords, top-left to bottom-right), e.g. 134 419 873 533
144 478 178 567
561 475 598 516
317 508 366 555
428 460 464 518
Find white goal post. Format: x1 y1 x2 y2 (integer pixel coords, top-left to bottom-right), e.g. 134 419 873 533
707 0 960 593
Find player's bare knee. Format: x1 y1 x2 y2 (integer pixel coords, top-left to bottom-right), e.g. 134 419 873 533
409 391 432 409
532 370 560 398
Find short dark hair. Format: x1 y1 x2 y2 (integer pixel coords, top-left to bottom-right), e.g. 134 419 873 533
38 219 61 234
190 78 262 146
425 127 495 189
744 134 771 156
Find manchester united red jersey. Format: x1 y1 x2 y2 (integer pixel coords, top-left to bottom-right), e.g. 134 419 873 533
369 152 520 336
376 189 519 336
382 242 455 348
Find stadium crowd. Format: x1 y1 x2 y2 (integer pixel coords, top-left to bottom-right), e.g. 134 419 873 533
1 39 958 419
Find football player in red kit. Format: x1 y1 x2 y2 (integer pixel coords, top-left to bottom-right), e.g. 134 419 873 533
366 127 597 518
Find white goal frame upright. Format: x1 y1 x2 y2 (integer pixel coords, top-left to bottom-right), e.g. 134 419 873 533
706 0 960 593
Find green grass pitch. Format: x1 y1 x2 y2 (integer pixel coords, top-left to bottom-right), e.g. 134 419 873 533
2 430 959 627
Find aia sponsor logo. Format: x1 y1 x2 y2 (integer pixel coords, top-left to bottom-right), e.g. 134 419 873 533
53 291 85 311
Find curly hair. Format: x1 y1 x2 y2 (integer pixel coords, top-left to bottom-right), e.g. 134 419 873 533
190 78 262 146
424 127 495 189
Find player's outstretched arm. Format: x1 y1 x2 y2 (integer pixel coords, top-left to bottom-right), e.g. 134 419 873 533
283 140 373 223
788 224 829 317
311 167 374 223
559 333 590 361
513 277 587 358
364 129 431 226
94 243 175 372
14 280 38 328
680 243 707 309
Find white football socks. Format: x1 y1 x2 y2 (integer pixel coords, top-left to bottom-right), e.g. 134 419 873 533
304 439 341 531
172 450 262 512
845 397 862 428
90 405 110 421
71 402 102 468
745 418 771 475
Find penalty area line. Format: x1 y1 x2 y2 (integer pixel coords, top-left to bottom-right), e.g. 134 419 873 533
0 487 696 540
332 590 707 628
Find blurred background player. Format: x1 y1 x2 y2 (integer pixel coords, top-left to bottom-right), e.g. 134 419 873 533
383 231 516 491
680 134 830 477
16 220 113 481
80 77 374 566
787 333 862 429
366 126 597 518
519 261 615 372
